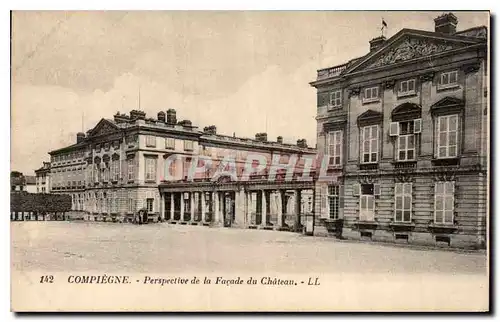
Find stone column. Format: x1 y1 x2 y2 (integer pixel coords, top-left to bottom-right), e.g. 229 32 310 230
246 191 252 225
190 192 195 222
201 192 206 222
261 190 267 226
277 190 283 228
234 188 245 227
213 192 220 224
180 192 185 222
294 189 302 228
170 193 174 221
160 193 165 221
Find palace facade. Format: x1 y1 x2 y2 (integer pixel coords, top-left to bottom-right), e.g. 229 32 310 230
44 108 317 229
310 13 488 248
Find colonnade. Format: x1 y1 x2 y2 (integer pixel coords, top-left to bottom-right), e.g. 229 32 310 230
159 187 312 230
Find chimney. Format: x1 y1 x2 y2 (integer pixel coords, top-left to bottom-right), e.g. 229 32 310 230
255 133 267 142
297 139 308 148
277 136 283 144
166 109 177 125
157 111 166 122
434 13 458 35
113 111 130 123
369 36 386 52
130 109 146 120
76 132 86 144
203 125 217 135
178 120 192 128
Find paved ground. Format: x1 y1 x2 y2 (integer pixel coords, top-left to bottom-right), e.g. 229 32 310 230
11 221 487 274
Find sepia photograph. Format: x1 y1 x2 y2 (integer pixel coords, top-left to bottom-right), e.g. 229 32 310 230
9 10 490 312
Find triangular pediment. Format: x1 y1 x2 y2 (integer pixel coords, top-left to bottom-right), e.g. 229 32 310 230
87 119 120 138
431 96 464 110
345 29 482 74
357 109 383 126
392 102 421 116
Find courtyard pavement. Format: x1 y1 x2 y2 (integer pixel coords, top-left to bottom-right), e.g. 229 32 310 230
11 221 487 274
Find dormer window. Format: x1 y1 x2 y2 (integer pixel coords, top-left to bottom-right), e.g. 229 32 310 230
363 86 379 103
184 140 194 152
329 90 342 109
438 70 459 90
165 137 175 150
398 79 416 97
146 135 156 148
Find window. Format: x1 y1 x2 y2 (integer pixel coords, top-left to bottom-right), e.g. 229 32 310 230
329 90 342 108
146 135 156 147
359 183 379 222
439 70 458 89
96 144 101 152
113 141 120 149
94 164 99 183
434 182 455 224
104 143 110 151
184 140 194 151
111 160 120 181
111 192 117 213
398 79 416 96
145 157 157 182
437 115 458 158
328 185 340 219
395 183 412 222
390 119 421 161
327 130 342 166
397 121 416 161
165 137 175 150
127 159 135 181
146 198 154 212
360 125 379 163
128 198 135 213
363 86 379 102
103 165 109 182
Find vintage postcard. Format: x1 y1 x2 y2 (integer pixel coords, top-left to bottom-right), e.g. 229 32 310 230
10 10 490 312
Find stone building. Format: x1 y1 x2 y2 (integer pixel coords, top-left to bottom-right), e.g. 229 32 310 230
310 13 488 248
35 162 51 193
47 108 316 227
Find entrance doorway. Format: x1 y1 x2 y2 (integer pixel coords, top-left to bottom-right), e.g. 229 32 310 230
360 184 375 221
222 192 235 227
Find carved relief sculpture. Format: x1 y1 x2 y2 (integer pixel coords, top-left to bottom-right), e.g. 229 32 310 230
369 37 461 68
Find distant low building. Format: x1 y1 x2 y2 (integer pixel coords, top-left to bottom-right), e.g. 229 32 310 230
10 171 25 192
35 162 51 193
25 175 37 194
10 172 36 193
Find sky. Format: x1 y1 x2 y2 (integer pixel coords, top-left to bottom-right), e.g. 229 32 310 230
10 11 489 175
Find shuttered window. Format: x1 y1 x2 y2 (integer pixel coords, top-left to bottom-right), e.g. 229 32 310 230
437 115 459 158
434 182 455 224
394 183 412 222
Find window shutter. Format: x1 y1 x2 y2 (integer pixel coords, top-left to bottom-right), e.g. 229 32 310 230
320 185 329 219
390 122 399 136
374 183 381 196
414 118 422 134
353 183 361 196
339 185 345 219
317 92 328 107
